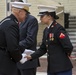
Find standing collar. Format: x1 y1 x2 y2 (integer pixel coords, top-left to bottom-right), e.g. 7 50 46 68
47 21 53 29
10 14 18 23
48 20 57 29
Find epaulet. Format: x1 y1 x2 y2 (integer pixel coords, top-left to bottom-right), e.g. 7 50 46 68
0 18 11 25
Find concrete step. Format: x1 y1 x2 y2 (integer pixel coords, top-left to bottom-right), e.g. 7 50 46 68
69 16 76 19
69 24 76 27
70 40 76 42
67 31 76 32
69 39 76 41
71 42 76 45
68 32 76 34
69 22 76 25
73 48 76 51
72 43 76 46
69 27 76 29
69 35 76 38
69 19 76 21
69 36 76 40
68 33 76 36
66 29 76 32
69 25 76 28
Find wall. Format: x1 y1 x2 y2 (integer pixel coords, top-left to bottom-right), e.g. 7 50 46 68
54 0 76 16
0 0 6 20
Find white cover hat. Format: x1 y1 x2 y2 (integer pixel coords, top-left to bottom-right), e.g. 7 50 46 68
11 1 31 12
38 5 59 19
38 5 57 13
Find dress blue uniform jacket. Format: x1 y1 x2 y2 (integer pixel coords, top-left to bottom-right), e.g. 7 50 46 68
0 14 22 75
31 20 73 73
17 14 40 69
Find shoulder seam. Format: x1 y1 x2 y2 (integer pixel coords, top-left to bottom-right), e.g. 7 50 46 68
0 18 11 25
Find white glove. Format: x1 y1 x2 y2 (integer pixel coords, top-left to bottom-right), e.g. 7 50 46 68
20 49 35 64
23 49 35 55
20 53 27 64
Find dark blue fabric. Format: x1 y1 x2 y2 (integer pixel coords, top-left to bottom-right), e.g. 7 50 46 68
47 69 72 75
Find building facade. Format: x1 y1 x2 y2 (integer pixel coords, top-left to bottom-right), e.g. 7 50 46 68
1 0 76 20
0 0 76 46
0 0 7 21
54 0 76 16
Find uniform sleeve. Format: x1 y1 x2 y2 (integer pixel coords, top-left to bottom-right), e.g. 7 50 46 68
19 18 38 49
31 30 47 59
5 24 22 62
57 27 73 56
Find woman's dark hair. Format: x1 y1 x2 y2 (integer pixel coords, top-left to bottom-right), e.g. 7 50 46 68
40 11 59 19
49 12 59 19
19 0 23 2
